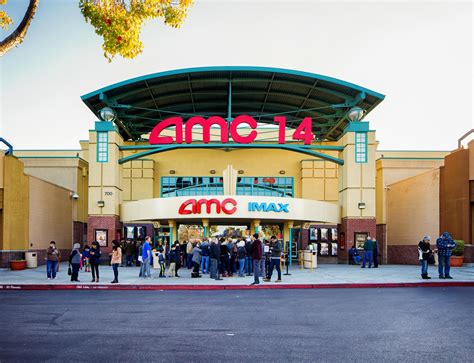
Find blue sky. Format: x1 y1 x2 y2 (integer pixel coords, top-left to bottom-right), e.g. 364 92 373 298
1 0 472 150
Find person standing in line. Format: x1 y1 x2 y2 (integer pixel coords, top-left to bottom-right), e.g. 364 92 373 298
110 240 122 283
250 233 262 286
245 238 253 276
373 238 379 268
69 243 82 282
237 240 247 277
46 241 60 280
125 240 133 267
418 236 433 279
260 238 267 277
264 236 282 282
138 241 144 277
82 245 91 272
436 232 456 279
167 243 178 278
89 241 102 283
200 238 210 274
142 236 152 278
209 237 220 279
361 236 374 268
191 241 202 278
158 249 166 278
186 240 194 269
175 241 182 277
220 238 230 277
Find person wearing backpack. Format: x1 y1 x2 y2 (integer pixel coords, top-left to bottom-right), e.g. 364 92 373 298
237 240 247 277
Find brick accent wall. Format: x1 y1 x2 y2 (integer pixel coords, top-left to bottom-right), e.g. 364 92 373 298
387 245 419 264
73 221 85 244
464 244 474 263
339 218 376 263
376 224 387 264
0 249 71 268
87 215 122 254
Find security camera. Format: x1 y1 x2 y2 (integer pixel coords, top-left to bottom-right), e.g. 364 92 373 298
71 193 79 200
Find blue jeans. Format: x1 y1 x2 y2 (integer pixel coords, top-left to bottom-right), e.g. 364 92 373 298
143 258 151 277
267 258 281 280
126 255 133 266
253 259 260 283
210 258 218 279
352 255 361 264
47 260 57 278
420 260 428 275
201 256 209 273
246 257 253 274
238 258 245 276
438 255 451 277
112 263 119 281
362 251 373 267
259 259 265 277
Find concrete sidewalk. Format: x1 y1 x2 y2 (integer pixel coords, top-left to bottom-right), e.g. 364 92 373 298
1 263 473 289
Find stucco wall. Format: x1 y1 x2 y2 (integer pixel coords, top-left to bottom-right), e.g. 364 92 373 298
28 176 73 251
387 169 440 246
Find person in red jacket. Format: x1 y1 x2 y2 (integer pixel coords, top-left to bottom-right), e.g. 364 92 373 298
250 233 262 286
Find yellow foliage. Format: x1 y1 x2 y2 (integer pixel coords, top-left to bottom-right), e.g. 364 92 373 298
0 0 13 30
79 0 193 62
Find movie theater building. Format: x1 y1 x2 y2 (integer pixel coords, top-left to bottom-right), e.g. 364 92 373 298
1 67 472 266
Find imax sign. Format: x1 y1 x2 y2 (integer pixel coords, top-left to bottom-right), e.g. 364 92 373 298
248 202 289 213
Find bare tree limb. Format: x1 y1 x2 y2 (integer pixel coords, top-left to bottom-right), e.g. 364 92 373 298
0 0 40 57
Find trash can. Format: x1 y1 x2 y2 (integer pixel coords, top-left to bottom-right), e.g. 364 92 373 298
153 251 160 269
25 251 38 268
303 250 317 269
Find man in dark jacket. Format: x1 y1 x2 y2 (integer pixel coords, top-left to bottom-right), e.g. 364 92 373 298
250 233 262 285
264 236 282 282
245 238 253 276
361 236 375 268
209 238 220 279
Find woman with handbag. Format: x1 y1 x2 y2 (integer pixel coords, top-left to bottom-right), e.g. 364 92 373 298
69 243 81 282
418 236 432 279
89 241 102 283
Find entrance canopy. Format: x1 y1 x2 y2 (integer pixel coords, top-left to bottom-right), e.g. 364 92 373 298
81 66 384 142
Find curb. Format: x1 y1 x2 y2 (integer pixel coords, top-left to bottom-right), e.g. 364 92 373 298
0 281 473 291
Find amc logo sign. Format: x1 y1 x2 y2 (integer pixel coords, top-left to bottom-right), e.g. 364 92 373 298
178 198 237 215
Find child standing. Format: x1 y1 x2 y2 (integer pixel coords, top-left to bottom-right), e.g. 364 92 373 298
82 245 91 272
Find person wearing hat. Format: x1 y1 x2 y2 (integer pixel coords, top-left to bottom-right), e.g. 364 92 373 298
436 232 456 279
69 243 82 282
418 236 433 279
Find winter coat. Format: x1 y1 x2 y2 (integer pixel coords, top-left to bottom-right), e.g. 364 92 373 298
251 239 262 260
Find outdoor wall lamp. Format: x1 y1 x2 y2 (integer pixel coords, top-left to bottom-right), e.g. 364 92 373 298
98 107 117 122
210 170 216 174
238 170 244 174
358 202 366 209
170 170 176 174
97 200 105 207
347 106 365 122
279 170 286 174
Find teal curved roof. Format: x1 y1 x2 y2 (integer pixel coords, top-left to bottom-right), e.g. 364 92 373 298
81 66 385 141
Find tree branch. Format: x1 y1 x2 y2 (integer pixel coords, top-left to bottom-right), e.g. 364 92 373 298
0 0 40 57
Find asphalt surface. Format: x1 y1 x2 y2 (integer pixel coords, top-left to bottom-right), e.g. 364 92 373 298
0 288 473 362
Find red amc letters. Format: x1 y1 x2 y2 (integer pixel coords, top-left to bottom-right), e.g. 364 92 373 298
178 198 237 215
149 115 315 145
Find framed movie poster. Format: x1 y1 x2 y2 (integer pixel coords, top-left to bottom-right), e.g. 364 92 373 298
309 228 318 241
355 232 368 250
125 226 135 239
320 228 328 241
331 228 338 241
95 229 108 247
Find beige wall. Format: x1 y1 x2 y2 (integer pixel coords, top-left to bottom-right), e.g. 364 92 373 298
28 176 73 250
19 157 88 223
376 158 445 224
386 169 440 246
0 154 29 251
120 145 341 204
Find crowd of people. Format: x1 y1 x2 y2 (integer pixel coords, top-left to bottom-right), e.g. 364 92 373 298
43 231 457 283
